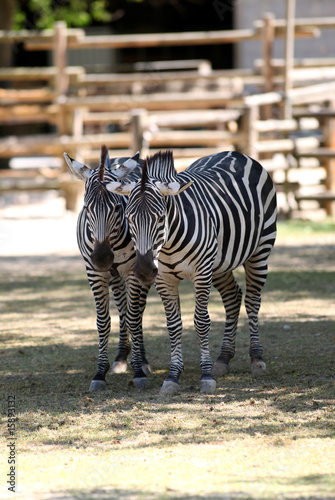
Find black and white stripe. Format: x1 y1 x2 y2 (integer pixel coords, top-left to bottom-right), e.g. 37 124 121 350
64 145 151 391
107 150 277 394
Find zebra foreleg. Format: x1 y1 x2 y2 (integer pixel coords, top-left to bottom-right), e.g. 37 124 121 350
110 276 130 373
244 258 268 375
138 285 152 375
212 272 243 378
88 274 111 391
111 279 151 376
126 277 149 389
157 280 184 395
194 279 216 393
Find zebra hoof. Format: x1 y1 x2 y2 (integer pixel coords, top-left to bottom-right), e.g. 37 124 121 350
212 360 230 378
251 359 266 375
159 380 180 395
141 363 152 376
111 360 128 373
133 377 149 389
200 378 216 393
89 379 107 391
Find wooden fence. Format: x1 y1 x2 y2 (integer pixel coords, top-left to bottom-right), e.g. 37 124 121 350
0 16 335 216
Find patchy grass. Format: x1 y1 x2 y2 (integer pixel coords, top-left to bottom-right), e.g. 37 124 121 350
277 218 335 238
0 221 334 499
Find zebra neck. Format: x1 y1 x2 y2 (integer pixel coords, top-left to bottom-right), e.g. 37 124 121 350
166 194 189 239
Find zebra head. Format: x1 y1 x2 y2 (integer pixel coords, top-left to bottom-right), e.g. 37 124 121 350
64 145 141 272
105 151 193 285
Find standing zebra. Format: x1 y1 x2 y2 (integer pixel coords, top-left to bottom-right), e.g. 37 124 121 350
106 150 277 394
64 145 151 391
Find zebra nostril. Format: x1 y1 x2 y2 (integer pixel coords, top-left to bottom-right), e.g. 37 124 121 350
152 267 158 278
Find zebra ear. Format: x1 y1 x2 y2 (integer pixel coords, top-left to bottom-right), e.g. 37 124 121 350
64 153 93 181
111 152 140 179
104 181 136 195
155 180 194 196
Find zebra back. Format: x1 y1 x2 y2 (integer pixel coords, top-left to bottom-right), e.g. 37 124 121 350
129 150 276 273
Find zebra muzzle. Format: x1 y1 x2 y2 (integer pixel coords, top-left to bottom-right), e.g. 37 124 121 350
134 249 158 285
91 238 114 272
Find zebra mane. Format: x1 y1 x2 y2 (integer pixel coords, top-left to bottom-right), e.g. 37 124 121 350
98 144 108 181
144 151 177 183
140 159 149 193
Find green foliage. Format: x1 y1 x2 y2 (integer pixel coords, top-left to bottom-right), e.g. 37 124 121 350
14 0 112 30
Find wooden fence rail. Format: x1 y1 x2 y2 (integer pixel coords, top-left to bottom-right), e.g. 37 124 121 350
1 17 335 216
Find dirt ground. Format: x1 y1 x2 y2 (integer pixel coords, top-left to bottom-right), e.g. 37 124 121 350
1 194 335 500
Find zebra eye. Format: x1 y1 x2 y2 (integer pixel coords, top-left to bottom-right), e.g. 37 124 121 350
157 214 164 223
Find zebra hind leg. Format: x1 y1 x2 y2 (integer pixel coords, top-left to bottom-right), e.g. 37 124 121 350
244 258 269 375
212 272 243 378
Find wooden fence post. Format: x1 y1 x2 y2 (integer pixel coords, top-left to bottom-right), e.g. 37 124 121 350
284 0 296 119
53 21 82 211
131 109 148 156
261 12 275 119
53 21 68 97
323 100 335 217
53 21 69 137
242 105 259 160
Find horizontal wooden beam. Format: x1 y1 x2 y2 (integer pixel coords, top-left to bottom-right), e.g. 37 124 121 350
0 133 131 157
256 135 319 153
24 29 260 51
0 104 58 125
149 109 242 128
0 128 240 158
244 91 283 107
0 167 60 178
62 91 243 111
0 66 84 81
288 80 335 104
82 147 231 165
295 190 335 202
255 17 335 29
78 69 244 86
22 23 319 52
0 177 60 191
133 59 210 71
83 111 129 125
255 119 298 132
0 87 56 103
255 57 335 69
149 129 239 147
294 110 335 119
296 148 335 158
0 28 84 43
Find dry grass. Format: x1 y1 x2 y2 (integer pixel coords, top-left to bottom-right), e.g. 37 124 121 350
0 220 335 499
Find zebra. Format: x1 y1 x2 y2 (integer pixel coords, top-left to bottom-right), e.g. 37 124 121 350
105 150 277 394
64 145 152 391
